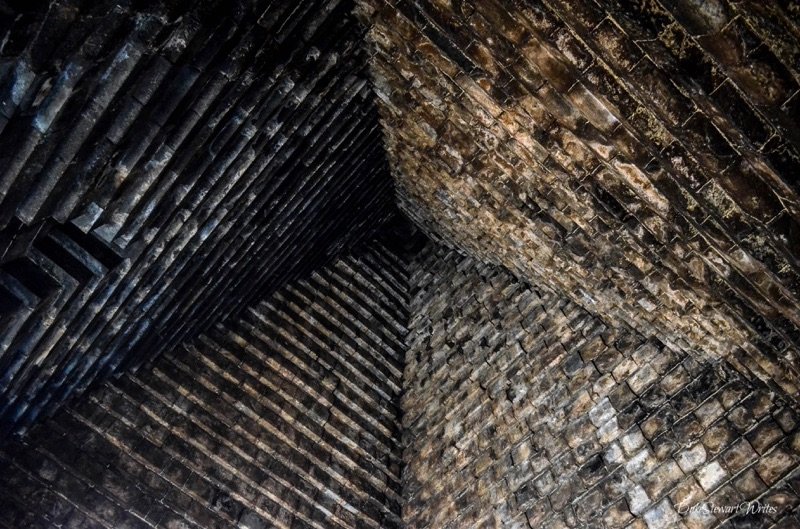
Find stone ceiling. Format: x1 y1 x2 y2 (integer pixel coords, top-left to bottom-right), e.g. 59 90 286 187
0 0 393 440
359 0 800 399
0 0 799 443
0 1 799 527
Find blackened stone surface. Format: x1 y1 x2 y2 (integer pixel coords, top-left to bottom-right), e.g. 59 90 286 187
0 235 408 529
0 0 394 440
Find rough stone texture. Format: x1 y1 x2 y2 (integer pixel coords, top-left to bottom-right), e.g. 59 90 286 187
0 236 407 529
402 242 800 528
0 0 394 440
1 1 800 527
360 0 800 399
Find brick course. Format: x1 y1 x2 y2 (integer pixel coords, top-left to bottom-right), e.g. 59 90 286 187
0 1 799 527
402 242 800 528
360 0 800 400
0 238 407 529
0 0 394 440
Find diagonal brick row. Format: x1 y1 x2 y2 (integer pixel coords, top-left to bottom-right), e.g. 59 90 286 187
0 0 394 440
0 235 410 529
360 0 800 400
402 241 800 529
0 1 798 527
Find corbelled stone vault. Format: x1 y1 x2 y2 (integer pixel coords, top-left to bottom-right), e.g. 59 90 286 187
0 0 798 528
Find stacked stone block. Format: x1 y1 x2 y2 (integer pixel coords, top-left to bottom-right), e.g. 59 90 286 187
0 0 394 440
0 238 407 529
360 0 800 399
1 1 799 527
402 242 800 528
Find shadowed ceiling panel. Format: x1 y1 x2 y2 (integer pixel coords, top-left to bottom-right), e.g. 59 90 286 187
0 0 393 440
359 0 800 399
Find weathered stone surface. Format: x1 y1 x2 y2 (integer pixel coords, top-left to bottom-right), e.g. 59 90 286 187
0 0 395 440
360 0 800 401
401 242 799 528
1 2 799 528
0 235 408 529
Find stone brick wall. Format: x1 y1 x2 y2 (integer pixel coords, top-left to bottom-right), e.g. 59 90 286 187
0 238 407 529
360 0 800 400
402 242 800 528
0 0 394 440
